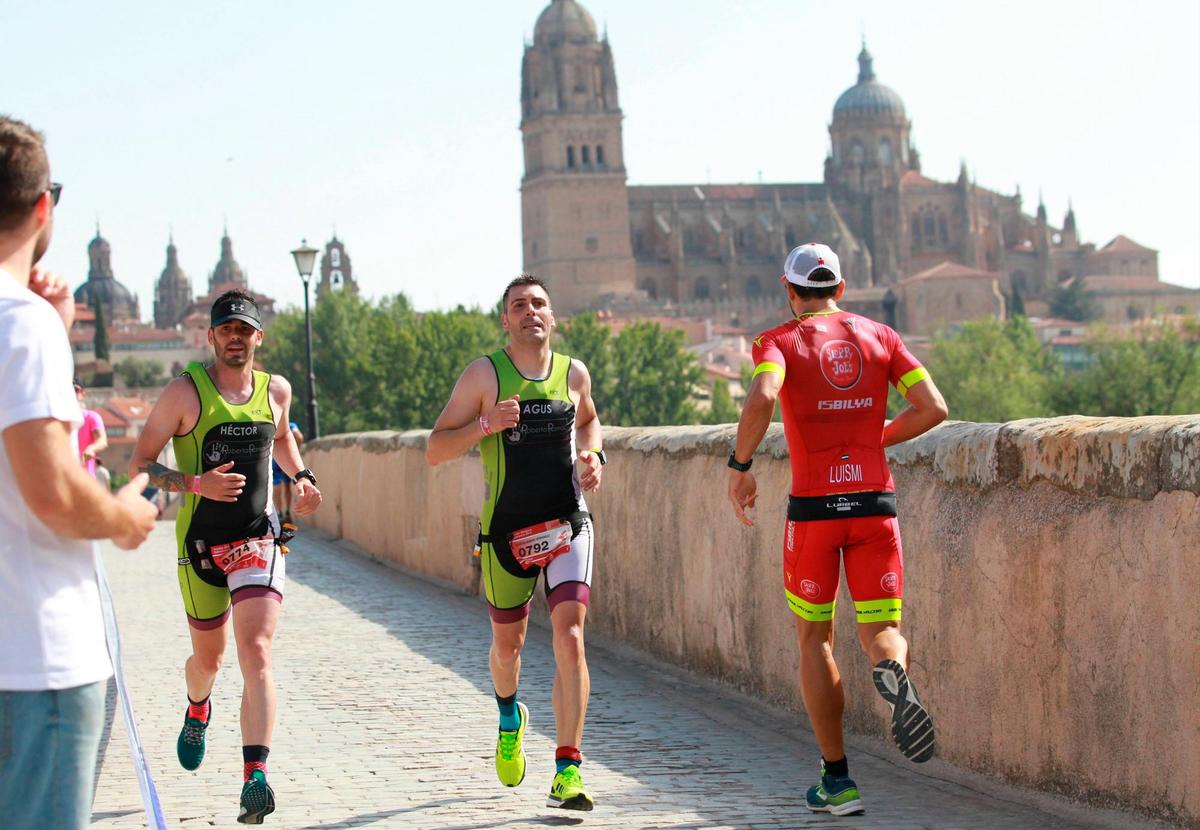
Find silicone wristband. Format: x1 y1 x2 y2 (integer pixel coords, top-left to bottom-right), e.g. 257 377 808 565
479 415 492 436
189 475 202 495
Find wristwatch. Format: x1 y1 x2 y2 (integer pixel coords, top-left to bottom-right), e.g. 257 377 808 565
589 448 607 466
293 469 318 486
727 452 753 472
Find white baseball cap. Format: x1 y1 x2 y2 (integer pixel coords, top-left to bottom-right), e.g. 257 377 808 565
781 243 843 287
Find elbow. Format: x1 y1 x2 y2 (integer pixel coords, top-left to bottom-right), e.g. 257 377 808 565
25 489 69 532
424 444 442 467
747 388 778 414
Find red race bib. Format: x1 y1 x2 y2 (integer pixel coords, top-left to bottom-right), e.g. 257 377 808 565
508 520 572 570
208 537 274 575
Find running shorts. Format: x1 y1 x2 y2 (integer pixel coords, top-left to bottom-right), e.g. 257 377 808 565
177 533 286 630
783 515 903 623
481 516 594 623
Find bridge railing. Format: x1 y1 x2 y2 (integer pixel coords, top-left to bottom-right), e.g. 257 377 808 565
303 416 1199 826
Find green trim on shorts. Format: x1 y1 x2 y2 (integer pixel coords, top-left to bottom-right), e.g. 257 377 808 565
786 589 836 622
177 561 231 622
854 597 902 623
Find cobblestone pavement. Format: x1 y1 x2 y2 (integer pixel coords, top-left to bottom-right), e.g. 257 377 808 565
91 523 1170 829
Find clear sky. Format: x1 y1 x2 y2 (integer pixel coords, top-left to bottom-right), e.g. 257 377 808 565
5 0 1198 317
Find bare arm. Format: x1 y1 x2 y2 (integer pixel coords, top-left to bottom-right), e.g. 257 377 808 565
426 358 514 466
129 377 193 490
81 416 108 459
571 359 603 492
270 375 321 516
728 371 782 527
270 376 304 478
882 376 948 448
4 418 156 549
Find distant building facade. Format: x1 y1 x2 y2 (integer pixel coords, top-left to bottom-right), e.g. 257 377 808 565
317 235 357 302
521 0 1200 329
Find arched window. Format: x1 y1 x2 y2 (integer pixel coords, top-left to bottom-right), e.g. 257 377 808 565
596 145 605 165
911 216 921 246
694 278 710 300
937 215 948 244
746 277 762 298
581 145 591 165
879 137 893 164
850 139 865 164
567 146 575 168
923 214 936 245
641 278 658 301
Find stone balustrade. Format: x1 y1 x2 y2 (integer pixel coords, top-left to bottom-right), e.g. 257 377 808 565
302 416 1199 825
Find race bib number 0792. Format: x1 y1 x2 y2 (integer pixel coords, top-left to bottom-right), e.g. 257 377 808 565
508 519 572 571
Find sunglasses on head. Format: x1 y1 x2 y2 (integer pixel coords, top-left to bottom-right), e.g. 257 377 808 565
33 183 63 207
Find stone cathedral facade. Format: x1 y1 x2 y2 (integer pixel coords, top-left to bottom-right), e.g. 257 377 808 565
521 0 1200 332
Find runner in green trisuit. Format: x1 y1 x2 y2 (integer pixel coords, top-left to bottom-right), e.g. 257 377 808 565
428 275 604 810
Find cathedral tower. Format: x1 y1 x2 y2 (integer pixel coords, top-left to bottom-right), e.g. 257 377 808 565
317 235 357 302
520 0 636 313
153 234 192 328
209 227 248 292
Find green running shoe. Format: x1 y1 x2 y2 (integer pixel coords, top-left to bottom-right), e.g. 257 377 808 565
237 770 276 825
176 705 209 771
805 763 864 816
546 765 594 811
495 701 528 787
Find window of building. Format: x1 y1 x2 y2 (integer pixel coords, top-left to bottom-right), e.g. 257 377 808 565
879 137 893 164
581 145 591 165
330 248 340 267
923 214 936 245
585 236 599 253
596 145 605 165
641 278 658 301
694 278 710 300
567 146 575 168
937 215 948 244
851 139 865 164
746 277 762 298
911 217 921 247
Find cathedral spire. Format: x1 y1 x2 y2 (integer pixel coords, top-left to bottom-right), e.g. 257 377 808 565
857 41 876 83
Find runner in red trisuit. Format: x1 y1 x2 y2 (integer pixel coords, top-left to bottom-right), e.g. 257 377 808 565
727 243 948 815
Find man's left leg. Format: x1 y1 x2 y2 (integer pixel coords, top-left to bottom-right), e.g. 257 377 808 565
231 595 281 824
546 599 594 811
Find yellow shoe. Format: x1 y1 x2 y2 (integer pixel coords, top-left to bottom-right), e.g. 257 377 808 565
495 702 528 787
546 765 594 811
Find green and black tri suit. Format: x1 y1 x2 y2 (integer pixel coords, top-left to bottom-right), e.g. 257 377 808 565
173 361 282 628
479 349 593 621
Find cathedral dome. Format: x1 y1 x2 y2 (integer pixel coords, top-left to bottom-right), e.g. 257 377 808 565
74 277 138 319
534 0 598 45
833 45 906 118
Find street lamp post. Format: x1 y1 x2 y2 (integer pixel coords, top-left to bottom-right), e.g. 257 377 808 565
290 240 320 440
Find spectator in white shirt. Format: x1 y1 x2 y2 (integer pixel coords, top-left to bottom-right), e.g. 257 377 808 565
0 114 157 830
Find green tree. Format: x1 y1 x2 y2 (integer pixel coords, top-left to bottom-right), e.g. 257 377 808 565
605 321 703 426
93 297 110 362
928 317 1059 422
115 357 165 388
704 377 740 424
1049 279 1098 322
1053 319 1200 416
558 313 613 404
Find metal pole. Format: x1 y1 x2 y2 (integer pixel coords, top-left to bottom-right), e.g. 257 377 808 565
303 278 320 438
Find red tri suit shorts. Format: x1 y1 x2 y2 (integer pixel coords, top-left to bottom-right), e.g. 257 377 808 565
783 515 903 623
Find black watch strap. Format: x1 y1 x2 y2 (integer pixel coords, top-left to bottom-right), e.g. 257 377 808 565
727 452 752 472
294 468 317 486
589 448 607 466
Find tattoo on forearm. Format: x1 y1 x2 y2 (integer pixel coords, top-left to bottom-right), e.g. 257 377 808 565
140 462 187 492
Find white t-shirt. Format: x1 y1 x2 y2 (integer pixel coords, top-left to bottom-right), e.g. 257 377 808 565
0 269 112 691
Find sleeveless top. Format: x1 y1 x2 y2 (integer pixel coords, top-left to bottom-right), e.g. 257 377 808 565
479 349 585 542
173 362 276 550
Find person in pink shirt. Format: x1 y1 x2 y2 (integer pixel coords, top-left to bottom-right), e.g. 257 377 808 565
73 378 106 476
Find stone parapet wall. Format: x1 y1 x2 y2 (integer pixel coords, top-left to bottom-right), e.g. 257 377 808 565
303 416 1199 825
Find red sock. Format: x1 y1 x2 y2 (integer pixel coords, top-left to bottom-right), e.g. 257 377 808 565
555 745 582 772
186 697 210 723
244 761 268 781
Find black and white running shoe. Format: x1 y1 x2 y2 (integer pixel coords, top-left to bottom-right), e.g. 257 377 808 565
873 659 936 763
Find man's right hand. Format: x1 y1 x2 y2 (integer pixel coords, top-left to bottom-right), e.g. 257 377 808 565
486 395 521 433
112 473 158 550
200 461 245 502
